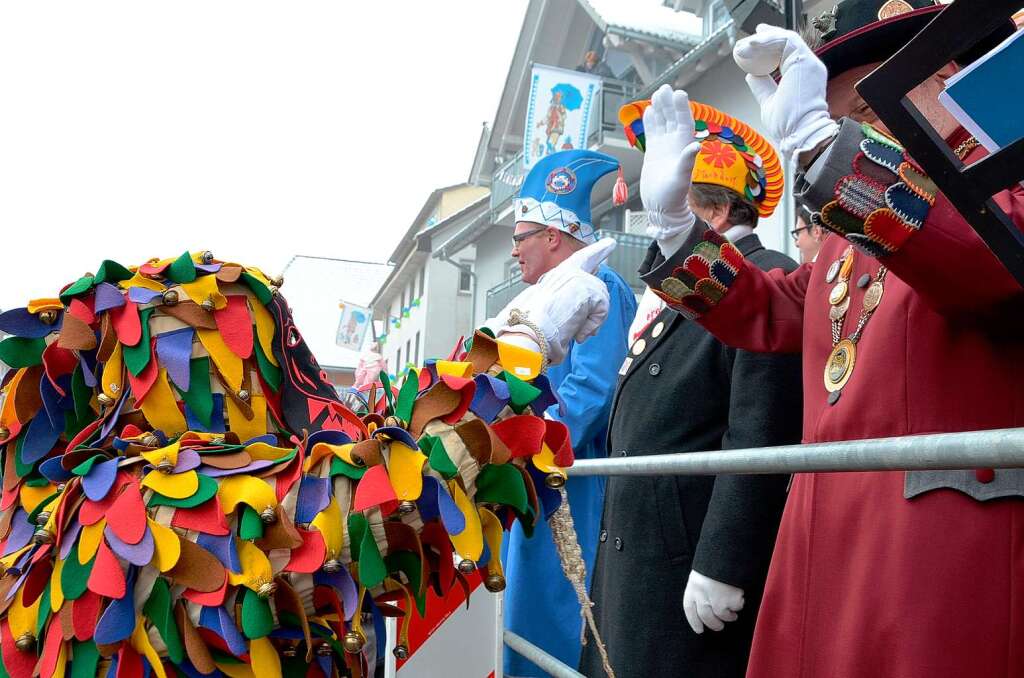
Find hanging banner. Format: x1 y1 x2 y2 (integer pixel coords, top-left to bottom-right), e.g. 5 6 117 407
523 64 602 170
335 301 371 351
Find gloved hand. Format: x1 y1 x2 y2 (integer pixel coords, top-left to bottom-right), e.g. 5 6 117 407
641 84 702 240
485 238 615 366
733 24 838 157
683 569 745 634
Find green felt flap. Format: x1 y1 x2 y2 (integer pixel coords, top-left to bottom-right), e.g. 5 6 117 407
240 587 275 639
143 578 184 663
385 551 426 617
239 505 265 540
176 358 214 430
147 473 218 508
94 261 133 285
348 513 386 588
501 371 542 414
60 275 95 303
420 435 457 480
0 337 46 369
69 641 100 678
60 544 94 601
329 457 367 481
254 340 282 393
395 369 419 425
123 308 155 377
240 272 273 306
35 583 51 638
168 252 198 284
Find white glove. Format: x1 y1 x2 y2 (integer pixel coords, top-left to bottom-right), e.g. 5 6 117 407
733 24 839 156
485 238 615 366
683 569 745 634
641 84 702 242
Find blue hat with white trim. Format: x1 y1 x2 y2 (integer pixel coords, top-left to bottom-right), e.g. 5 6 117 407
514 149 621 245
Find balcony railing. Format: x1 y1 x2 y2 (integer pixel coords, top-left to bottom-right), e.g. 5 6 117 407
490 78 637 217
483 229 651 318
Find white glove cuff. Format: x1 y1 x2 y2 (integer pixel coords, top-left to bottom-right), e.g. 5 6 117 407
788 115 839 157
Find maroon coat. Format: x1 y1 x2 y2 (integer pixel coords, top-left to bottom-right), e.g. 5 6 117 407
640 119 1024 677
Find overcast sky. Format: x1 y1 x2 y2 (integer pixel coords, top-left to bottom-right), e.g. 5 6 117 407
0 2 525 311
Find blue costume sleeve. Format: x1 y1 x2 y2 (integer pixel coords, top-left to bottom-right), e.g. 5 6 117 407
546 266 636 455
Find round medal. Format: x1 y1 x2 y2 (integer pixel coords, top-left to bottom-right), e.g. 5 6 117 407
631 339 646 356
862 281 884 313
823 338 857 392
829 297 851 321
825 260 841 284
651 321 665 339
828 280 849 305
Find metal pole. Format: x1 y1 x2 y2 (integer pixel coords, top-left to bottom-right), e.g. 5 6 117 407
567 428 1024 477
784 0 803 30
503 631 586 678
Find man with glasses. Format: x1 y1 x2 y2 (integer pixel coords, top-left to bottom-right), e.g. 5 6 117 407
790 206 825 264
501 149 637 678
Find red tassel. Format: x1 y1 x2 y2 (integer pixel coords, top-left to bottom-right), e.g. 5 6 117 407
613 166 628 206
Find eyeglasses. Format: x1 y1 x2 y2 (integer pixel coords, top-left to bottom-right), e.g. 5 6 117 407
790 225 811 241
512 227 549 245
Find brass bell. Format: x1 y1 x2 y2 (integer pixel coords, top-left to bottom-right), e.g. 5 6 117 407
140 433 160 448
281 646 297 658
544 473 566 489
38 309 59 326
157 457 175 474
162 289 179 306
257 581 277 598
457 559 476 575
260 506 277 524
383 416 402 428
110 383 120 393
96 393 114 407
237 389 250 402
14 633 35 652
268 285 279 296
322 559 342 574
35 511 50 526
484 573 507 593
393 644 409 660
350 455 366 468
201 297 216 312
57 483 66 492
201 251 215 264
32 527 53 545
398 500 417 515
342 630 366 654
271 275 284 288
0 427 9 440
316 642 334 657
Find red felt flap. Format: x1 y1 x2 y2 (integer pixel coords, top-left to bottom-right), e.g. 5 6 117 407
43 342 78 396
1 618 37 678
183 577 228 607
79 472 128 526
116 643 144 678
39 617 64 678
491 416 547 458
170 496 230 536
87 538 127 599
544 419 574 467
64 420 103 458
68 298 97 325
73 590 104 641
107 482 147 544
437 377 475 425
110 300 142 347
285 527 327 574
352 464 397 512
214 296 253 360
125 342 159 405
22 559 53 607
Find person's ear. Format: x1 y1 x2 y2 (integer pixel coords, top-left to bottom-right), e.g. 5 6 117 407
547 228 561 250
714 204 731 229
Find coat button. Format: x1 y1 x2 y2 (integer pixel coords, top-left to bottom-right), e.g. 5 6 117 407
599 530 608 543
614 537 623 551
976 468 995 484
649 363 661 376
618 450 627 457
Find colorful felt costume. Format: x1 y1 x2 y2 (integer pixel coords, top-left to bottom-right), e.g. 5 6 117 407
0 252 571 678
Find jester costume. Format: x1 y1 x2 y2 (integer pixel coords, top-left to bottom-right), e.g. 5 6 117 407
0 251 573 677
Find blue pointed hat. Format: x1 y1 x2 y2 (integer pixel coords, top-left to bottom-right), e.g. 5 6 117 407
514 149 620 244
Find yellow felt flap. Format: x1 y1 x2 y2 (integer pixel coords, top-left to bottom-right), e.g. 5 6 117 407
141 440 180 469
226 393 267 443
1 368 27 429
8 588 40 640
139 369 188 436
229 539 274 591
142 468 199 499
121 271 166 293
101 343 124 401
387 442 426 501
531 443 567 483
148 519 182 572
479 507 504 578
19 482 56 514
50 557 66 612
182 274 227 311
27 298 63 313
313 442 361 467
250 299 279 368
217 475 277 514
79 519 106 564
0 546 29 573
132 618 168 678
447 479 483 561
435 361 473 378
250 637 283 678
496 341 543 381
311 497 344 556
196 328 243 392
245 441 294 462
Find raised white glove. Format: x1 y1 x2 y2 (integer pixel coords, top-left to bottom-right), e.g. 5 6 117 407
733 24 839 156
641 84 702 241
485 238 615 366
683 569 745 634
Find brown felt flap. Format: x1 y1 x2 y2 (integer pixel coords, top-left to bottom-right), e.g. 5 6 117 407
14 366 44 424
161 302 217 330
382 523 427 596
166 537 227 592
408 383 462 438
374 601 405 617
198 450 252 470
97 314 117 363
0 506 12 542
255 505 304 550
58 603 75 641
514 465 540 529
61 447 114 471
455 419 510 467
2 452 20 497
0 576 17 616
350 439 382 467
221 364 254 421
58 312 98 351
96 641 121 659
274 576 313 663
216 265 243 283
176 601 216 674
465 331 499 375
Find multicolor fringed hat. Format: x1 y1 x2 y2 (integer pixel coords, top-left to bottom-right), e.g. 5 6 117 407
618 99 784 218
0 252 572 677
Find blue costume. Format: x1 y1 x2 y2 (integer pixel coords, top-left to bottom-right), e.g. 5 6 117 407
502 148 638 677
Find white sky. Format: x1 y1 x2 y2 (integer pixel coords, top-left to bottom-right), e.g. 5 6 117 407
0 2 525 312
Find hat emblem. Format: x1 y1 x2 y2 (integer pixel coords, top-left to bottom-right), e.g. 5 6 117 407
545 167 577 195
877 0 915 19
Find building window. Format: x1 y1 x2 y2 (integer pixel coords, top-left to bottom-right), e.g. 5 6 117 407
458 260 473 294
415 331 420 367
406 339 412 369
418 267 426 298
395 348 401 375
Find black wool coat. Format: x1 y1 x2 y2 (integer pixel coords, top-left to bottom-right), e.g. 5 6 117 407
580 233 802 678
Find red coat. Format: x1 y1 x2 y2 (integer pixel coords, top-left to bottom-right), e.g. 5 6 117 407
640 120 1024 677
